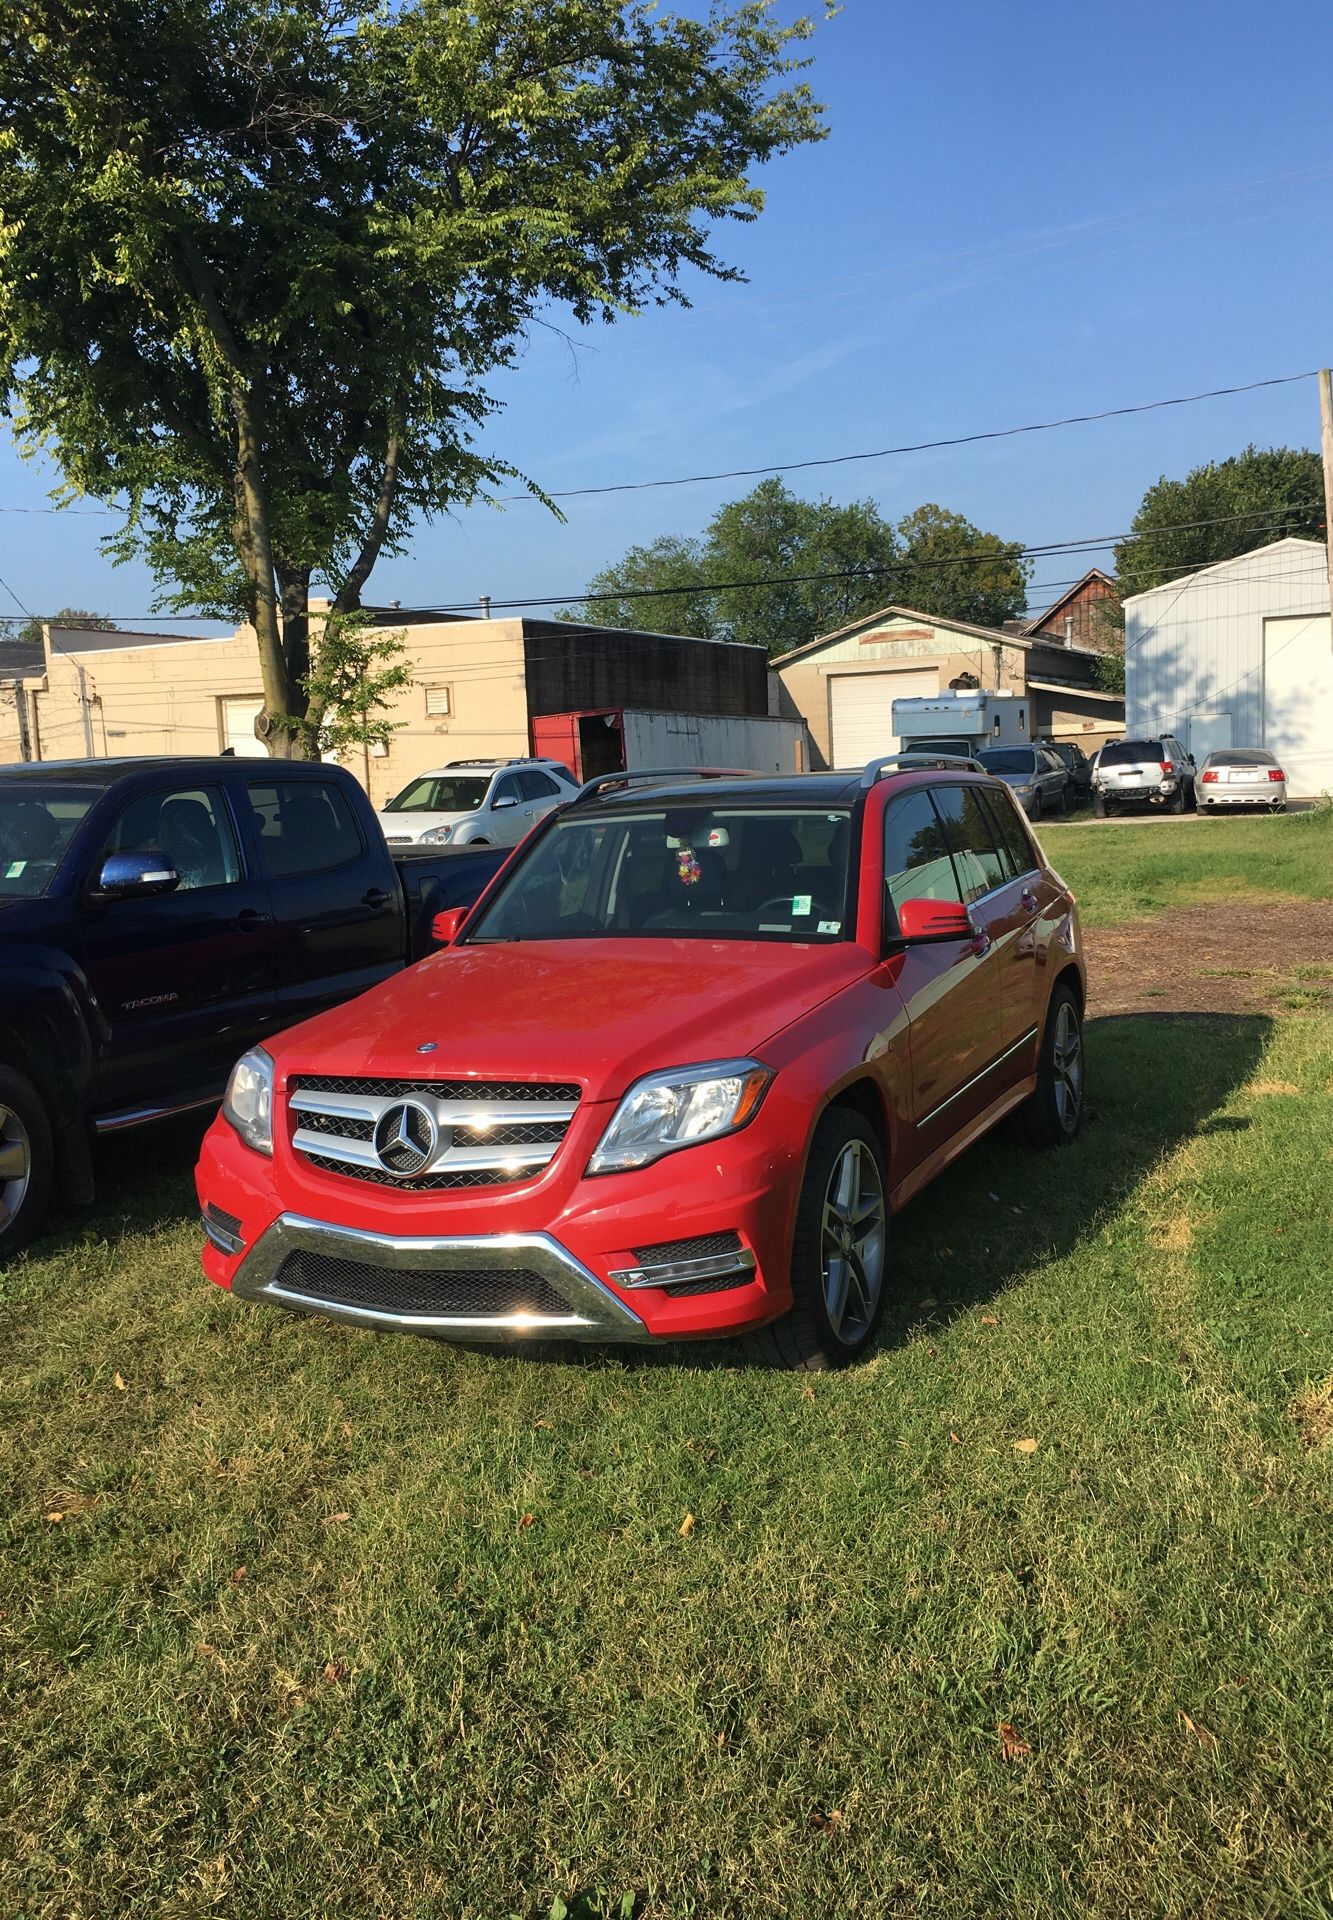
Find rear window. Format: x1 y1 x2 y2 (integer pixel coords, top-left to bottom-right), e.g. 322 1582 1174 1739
977 748 1035 775
1205 749 1275 767
1100 741 1163 766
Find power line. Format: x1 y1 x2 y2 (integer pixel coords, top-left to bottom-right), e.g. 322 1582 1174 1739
0 370 1318 528
494 372 1318 503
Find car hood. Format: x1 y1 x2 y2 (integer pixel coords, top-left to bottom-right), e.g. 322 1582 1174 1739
269 938 871 1103
376 809 475 836
985 769 1035 788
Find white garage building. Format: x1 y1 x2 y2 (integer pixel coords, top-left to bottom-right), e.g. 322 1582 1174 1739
1124 537 1333 797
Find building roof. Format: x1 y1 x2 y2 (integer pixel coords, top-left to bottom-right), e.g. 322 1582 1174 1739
0 639 43 680
1025 568 1117 634
771 603 1032 667
1121 537 1326 608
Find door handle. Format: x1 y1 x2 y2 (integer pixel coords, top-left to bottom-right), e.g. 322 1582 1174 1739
362 887 392 910
235 907 271 932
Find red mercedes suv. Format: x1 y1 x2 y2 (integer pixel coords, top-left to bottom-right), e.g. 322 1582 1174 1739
196 757 1086 1369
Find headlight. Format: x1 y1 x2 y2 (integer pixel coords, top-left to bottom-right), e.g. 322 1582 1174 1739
223 1047 274 1156
587 1059 772 1174
421 825 454 844
1016 784 1035 796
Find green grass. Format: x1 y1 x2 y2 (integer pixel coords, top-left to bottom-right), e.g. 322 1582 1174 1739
1039 808 1333 926
3 1010 1333 1918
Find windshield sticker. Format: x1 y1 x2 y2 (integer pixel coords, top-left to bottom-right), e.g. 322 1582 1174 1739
5 860 26 879
792 894 812 916
818 919 841 934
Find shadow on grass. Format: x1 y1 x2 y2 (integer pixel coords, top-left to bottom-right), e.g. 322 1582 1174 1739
21 1014 1274 1374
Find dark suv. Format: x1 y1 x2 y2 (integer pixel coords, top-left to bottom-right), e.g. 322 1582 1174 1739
1041 740 1092 805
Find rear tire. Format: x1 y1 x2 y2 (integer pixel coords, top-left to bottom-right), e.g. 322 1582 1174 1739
1092 792 1107 819
0 1067 54 1263
1166 784 1185 814
1014 985 1084 1150
743 1109 888 1371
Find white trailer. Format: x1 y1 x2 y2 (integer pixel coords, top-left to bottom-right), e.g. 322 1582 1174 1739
621 708 805 774
890 689 1031 757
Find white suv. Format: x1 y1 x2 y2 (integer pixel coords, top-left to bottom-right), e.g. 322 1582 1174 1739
377 759 579 848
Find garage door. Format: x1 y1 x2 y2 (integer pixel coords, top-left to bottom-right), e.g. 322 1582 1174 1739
1263 615 1333 797
828 668 939 767
219 695 268 758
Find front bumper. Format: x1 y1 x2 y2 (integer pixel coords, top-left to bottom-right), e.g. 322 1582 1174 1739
196 1092 804 1345
225 1211 654 1342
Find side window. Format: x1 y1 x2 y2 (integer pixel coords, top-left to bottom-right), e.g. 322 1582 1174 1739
519 770 562 801
492 774 522 807
929 785 1007 901
247 781 364 878
100 786 240 892
978 787 1038 882
883 789 962 916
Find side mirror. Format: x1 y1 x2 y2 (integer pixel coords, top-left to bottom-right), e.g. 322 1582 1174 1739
95 851 182 900
897 897 974 943
432 905 469 946
492 795 517 811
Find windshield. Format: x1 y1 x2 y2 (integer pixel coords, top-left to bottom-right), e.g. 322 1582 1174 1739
383 774 489 814
1206 749 1275 767
0 784 98 897
467 805 853 944
977 748 1036 776
1100 740 1163 766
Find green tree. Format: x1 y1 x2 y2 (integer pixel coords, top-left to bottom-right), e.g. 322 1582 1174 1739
571 535 723 640
568 478 903 655
894 503 1031 626
1114 446 1324 594
0 0 827 755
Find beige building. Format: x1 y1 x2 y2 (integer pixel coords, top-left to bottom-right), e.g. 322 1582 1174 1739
1 608 773 805
773 603 1123 768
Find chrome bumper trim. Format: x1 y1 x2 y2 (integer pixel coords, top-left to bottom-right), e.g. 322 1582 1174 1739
228 1212 651 1343
201 1209 245 1256
609 1247 757 1290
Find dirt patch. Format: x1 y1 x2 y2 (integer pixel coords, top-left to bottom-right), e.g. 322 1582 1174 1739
1084 899 1333 1017
1289 1379 1333 1451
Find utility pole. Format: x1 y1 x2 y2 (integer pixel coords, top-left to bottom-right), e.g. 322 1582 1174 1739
1319 370 1333 650
12 682 34 760
75 660 95 757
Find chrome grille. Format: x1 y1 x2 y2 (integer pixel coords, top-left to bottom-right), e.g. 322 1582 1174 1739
288 1075 581 1189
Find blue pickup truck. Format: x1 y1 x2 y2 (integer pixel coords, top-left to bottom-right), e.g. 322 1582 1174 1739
0 756 505 1256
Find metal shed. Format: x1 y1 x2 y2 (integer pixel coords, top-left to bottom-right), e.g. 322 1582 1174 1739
1123 537 1333 797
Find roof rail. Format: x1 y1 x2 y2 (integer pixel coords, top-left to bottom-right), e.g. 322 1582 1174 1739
573 766 760 803
859 752 986 787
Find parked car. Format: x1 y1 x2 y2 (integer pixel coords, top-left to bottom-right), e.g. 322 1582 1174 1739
1091 736 1196 816
197 758 1087 1372
975 744 1071 820
377 758 579 848
0 757 506 1257
1196 747 1287 813
1040 739 1093 805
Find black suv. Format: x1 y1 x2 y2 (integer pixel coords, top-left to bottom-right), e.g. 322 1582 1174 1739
1040 740 1092 805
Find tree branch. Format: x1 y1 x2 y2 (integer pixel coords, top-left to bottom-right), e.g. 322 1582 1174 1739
331 428 401 615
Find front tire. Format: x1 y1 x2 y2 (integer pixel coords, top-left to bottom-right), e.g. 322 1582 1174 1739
0 1067 54 1263
1030 792 1043 823
744 1109 888 1371
1015 985 1084 1150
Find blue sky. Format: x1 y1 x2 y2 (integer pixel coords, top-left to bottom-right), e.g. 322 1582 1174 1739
3 0 1332 632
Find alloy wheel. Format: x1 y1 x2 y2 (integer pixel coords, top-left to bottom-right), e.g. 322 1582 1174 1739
0 1102 32 1230
821 1139 886 1345
1052 1001 1084 1131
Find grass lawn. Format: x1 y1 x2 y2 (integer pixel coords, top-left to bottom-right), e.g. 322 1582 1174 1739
4 895 1333 1914
1039 807 1333 926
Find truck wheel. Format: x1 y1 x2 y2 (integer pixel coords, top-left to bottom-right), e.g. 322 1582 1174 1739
1014 984 1084 1150
0 1067 54 1263
743 1109 888 1371
1091 792 1106 819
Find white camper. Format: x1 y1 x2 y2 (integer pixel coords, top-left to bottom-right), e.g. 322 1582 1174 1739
890 689 1031 757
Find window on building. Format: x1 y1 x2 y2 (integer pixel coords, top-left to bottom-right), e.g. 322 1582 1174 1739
423 684 452 717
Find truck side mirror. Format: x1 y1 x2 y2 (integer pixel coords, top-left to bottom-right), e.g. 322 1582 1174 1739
432 906 469 946
94 851 182 900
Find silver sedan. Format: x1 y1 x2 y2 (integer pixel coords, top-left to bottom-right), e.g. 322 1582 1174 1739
1196 747 1287 813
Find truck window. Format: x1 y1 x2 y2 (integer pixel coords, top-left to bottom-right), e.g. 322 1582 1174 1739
882 790 962 912
0 784 98 897
247 781 364 877
99 786 241 892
